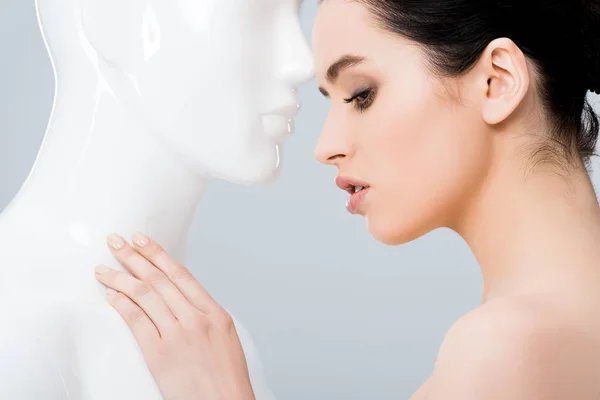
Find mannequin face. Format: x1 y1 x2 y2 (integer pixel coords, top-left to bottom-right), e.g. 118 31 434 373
81 0 313 184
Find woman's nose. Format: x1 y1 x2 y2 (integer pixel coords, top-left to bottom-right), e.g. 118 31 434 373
314 116 352 166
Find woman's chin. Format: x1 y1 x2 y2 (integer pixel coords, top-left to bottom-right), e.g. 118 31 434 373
366 215 426 246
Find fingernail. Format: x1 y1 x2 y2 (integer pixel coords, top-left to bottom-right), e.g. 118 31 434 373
107 233 125 250
132 232 149 247
95 265 110 274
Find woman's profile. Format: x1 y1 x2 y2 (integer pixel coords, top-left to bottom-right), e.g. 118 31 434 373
313 0 600 398
94 0 600 399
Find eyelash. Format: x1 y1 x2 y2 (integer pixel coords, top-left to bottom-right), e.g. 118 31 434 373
343 88 375 112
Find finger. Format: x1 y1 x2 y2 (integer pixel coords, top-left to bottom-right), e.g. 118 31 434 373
106 288 159 348
95 266 177 334
106 233 195 319
131 232 218 313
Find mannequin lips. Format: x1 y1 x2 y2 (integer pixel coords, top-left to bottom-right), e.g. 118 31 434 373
261 101 300 141
262 114 295 140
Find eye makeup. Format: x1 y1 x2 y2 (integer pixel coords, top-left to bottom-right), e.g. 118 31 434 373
344 87 376 112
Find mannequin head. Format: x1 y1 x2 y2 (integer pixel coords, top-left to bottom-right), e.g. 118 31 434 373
37 0 313 184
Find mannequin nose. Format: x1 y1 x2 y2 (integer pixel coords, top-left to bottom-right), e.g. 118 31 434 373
278 32 314 86
281 55 314 87
283 58 314 87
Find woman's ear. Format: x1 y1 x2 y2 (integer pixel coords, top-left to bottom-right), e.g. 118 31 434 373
479 38 530 125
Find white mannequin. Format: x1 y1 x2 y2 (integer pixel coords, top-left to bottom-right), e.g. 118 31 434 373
0 0 313 398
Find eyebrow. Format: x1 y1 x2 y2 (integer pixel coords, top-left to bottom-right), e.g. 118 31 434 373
319 55 366 97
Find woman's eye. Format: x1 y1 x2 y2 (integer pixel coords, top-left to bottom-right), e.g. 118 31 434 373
344 88 375 112
357 91 370 101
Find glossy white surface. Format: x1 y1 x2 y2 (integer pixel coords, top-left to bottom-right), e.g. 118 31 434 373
0 0 313 398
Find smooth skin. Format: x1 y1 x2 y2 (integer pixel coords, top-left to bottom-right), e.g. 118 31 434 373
95 232 255 400
95 1 600 399
313 1 600 399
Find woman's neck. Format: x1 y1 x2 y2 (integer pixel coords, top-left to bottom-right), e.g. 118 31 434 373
3 73 208 254
456 153 600 303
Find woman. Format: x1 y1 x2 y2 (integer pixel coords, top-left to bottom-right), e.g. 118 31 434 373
94 0 600 399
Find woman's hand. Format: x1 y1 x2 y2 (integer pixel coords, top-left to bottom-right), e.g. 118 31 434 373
94 232 256 400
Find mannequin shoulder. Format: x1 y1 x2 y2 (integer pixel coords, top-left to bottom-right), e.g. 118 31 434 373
0 302 74 399
422 296 599 399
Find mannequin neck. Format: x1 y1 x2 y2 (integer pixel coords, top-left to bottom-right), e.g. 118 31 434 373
4 71 208 254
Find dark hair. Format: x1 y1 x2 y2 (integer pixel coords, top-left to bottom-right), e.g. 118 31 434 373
324 0 600 164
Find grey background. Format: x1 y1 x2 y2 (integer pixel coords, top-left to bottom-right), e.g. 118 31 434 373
1 1 599 399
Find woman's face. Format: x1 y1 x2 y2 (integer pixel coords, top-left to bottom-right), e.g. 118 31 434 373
313 0 493 245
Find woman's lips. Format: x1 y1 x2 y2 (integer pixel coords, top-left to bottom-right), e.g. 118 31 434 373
345 187 370 214
335 176 371 214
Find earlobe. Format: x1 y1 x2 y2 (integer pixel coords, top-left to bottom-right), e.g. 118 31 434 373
481 38 530 125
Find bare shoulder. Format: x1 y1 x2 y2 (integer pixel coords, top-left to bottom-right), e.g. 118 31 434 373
423 295 600 400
